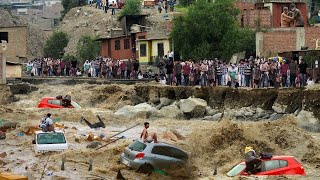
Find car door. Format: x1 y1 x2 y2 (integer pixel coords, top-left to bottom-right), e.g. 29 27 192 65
257 159 289 175
169 147 188 167
151 145 175 169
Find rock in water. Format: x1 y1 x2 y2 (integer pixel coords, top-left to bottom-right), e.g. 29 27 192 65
0 131 6 139
205 107 218 116
154 104 182 119
115 103 158 119
0 122 18 132
86 141 102 149
179 97 207 118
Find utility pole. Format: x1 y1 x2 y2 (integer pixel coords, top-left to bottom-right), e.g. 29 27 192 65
1 40 7 84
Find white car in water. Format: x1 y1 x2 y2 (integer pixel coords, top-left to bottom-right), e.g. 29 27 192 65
33 130 68 154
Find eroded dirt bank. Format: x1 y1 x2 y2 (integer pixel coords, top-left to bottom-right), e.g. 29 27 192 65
1 83 320 179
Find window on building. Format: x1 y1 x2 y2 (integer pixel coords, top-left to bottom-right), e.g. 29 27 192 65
124 39 130 49
0 32 8 43
140 44 146 57
115 40 121 50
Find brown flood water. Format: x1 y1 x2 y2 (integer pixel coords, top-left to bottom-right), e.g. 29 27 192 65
1 84 320 179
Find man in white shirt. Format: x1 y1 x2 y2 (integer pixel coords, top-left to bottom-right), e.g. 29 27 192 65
44 113 55 132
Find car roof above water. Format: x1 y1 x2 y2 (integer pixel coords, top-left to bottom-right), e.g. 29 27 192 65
135 139 187 151
35 130 65 135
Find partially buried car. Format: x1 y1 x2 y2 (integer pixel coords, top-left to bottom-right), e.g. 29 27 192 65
227 156 306 177
120 139 189 173
37 97 81 108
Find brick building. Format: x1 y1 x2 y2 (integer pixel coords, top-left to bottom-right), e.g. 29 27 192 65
0 26 28 62
237 0 308 29
256 27 320 57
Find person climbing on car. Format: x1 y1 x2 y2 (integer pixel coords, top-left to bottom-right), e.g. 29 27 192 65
244 146 261 175
62 92 72 107
140 122 158 143
80 115 106 129
40 113 55 132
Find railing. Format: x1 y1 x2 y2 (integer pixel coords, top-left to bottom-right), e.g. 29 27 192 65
254 0 306 3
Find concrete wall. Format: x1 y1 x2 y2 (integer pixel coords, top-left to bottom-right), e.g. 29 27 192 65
6 64 21 78
0 26 28 62
256 27 320 56
151 39 170 57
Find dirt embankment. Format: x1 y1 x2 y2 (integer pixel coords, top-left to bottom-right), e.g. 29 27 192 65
135 85 320 120
0 85 15 105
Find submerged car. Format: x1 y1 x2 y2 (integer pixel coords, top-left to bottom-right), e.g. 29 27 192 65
227 156 306 177
119 140 188 173
37 97 81 108
32 130 68 154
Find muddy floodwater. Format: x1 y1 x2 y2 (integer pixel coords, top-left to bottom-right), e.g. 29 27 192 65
1 84 320 179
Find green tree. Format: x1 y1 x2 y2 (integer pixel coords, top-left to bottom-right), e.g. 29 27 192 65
76 35 101 61
44 31 69 59
171 0 255 60
119 0 142 18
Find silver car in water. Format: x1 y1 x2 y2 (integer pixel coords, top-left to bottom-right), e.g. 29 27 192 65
119 139 188 173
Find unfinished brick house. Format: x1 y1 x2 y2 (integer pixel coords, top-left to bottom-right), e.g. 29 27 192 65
236 0 308 29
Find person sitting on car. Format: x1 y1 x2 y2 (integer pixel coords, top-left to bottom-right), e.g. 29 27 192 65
140 122 158 143
41 113 55 132
62 92 72 107
244 146 261 175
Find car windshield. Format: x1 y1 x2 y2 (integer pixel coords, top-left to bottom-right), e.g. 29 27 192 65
71 101 81 108
129 141 146 152
37 132 66 144
227 164 246 177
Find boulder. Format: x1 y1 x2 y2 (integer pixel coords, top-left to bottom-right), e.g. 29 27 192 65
0 131 5 140
204 113 222 121
160 98 174 106
86 141 102 149
179 97 207 118
0 122 18 132
272 103 286 114
163 130 178 141
297 110 320 132
205 107 218 116
0 152 7 158
156 98 174 109
256 108 268 118
169 129 185 140
115 103 158 119
154 104 182 119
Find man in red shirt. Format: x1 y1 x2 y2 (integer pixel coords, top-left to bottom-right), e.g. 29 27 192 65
120 61 127 79
280 61 289 87
183 61 191 86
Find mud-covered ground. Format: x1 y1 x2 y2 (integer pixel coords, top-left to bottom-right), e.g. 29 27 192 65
1 84 320 179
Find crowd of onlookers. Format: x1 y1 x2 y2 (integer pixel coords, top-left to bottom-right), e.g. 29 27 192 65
26 57 141 79
26 56 319 88
157 57 319 88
